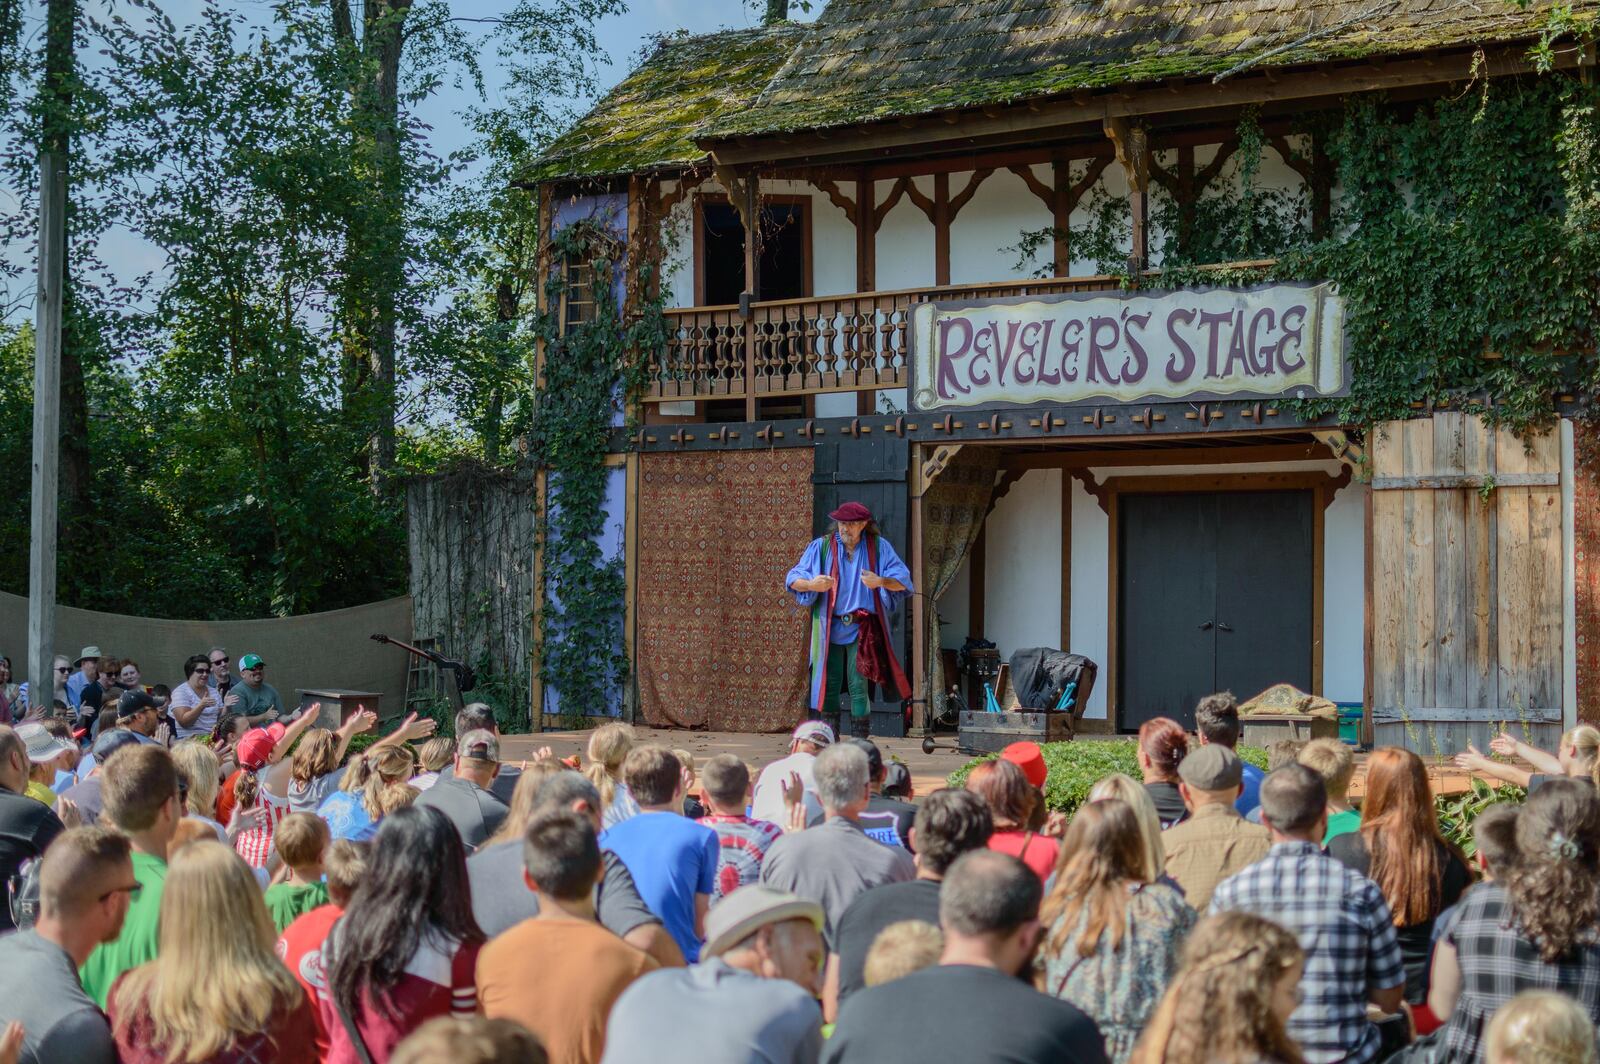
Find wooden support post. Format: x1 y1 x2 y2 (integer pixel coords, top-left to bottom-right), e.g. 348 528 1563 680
855 169 876 416
910 442 927 734
28 151 65 703
1105 118 1150 275
742 170 761 422
1050 157 1070 277
933 172 951 286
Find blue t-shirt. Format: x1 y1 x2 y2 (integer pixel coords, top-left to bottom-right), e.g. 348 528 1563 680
600 811 719 962
318 790 378 842
1236 762 1265 817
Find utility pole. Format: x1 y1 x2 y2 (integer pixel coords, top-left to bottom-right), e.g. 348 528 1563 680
28 152 65 706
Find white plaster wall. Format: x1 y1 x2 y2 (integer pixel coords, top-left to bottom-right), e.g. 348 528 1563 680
874 176 937 291
1068 159 1130 277
1322 480 1366 703
658 178 698 309
947 165 1053 284
977 461 1363 721
982 469 1065 673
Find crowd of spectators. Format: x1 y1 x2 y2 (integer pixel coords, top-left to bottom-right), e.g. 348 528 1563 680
0 665 1599 1064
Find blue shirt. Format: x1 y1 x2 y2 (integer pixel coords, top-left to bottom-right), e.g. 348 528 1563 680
318 790 378 842
786 534 913 646
64 672 87 711
600 811 719 962
1235 761 1265 817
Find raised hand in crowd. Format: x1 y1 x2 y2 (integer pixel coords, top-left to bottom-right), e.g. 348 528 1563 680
0 1021 21 1064
55 796 80 830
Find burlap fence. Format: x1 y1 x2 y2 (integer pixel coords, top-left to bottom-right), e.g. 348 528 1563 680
0 592 413 715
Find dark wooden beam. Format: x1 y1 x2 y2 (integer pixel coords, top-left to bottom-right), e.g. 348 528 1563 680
998 441 1336 470
933 173 951 286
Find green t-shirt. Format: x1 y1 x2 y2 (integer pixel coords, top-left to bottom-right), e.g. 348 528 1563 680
231 680 285 721
264 880 329 934
1324 808 1362 844
80 850 166 1009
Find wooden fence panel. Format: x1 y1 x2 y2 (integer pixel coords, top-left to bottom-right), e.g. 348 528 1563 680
1369 414 1564 754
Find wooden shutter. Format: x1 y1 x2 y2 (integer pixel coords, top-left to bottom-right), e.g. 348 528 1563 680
1369 413 1564 753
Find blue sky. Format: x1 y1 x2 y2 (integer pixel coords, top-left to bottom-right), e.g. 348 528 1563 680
1 0 815 319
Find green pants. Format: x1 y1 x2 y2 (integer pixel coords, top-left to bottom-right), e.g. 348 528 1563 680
825 640 871 719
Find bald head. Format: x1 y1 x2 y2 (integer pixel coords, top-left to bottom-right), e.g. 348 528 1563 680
40 827 132 918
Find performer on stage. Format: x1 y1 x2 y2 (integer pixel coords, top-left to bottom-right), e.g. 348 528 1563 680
786 502 913 738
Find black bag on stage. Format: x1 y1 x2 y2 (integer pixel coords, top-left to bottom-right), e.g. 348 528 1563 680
1008 648 1098 715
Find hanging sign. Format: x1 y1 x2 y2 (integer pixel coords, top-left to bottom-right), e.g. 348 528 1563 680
908 282 1346 411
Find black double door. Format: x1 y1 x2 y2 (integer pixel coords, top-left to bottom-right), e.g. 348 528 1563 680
1117 490 1314 732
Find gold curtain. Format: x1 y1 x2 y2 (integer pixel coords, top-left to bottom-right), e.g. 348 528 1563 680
922 448 1001 723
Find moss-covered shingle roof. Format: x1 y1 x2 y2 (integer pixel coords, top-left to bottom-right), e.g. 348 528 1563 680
713 0 1600 139
530 0 1596 181
522 25 804 184
707 0 1596 139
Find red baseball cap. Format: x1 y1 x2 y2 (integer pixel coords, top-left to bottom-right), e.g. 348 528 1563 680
236 723 287 771
1001 741 1048 789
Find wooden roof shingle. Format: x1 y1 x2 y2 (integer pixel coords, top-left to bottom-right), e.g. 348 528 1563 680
704 0 1595 138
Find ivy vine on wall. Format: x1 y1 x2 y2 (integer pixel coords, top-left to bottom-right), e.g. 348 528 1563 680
531 219 664 728
1006 72 1600 436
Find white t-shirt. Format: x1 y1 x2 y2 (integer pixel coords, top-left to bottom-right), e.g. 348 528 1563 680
750 751 822 825
603 782 641 829
171 681 218 739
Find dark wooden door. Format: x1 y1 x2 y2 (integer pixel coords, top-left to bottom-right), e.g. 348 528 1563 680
811 437 910 737
1118 490 1314 731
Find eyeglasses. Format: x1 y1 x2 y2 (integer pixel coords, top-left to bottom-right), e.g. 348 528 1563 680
192 667 210 676
54 666 70 674
98 882 142 903
210 657 228 666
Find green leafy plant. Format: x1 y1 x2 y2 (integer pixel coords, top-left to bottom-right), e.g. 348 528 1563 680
530 220 662 729
1436 779 1525 857
948 739 1269 818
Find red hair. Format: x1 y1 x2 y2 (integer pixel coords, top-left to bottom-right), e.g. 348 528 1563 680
1360 747 1462 925
965 759 1036 830
1138 718 1188 782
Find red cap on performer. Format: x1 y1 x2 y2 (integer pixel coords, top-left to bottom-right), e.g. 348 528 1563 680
828 501 873 522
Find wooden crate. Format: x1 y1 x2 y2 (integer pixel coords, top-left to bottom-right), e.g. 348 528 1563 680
1240 714 1338 748
959 710 1073 754
298 689 383 729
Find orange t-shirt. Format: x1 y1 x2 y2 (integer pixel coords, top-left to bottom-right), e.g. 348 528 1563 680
476 917 658 1064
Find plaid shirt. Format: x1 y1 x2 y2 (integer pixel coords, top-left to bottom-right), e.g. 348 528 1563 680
1438 882 1600 1062
1209 841 1404 1064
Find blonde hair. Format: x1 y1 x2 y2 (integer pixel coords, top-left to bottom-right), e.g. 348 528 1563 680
374 782 420 818
1560 725 1600 784
484 759 566 849
341 745 417 819
290 729 340 785
390 1016 548 1064
584 722 635 810
273 812 330 869
1130 912 1305 1064
417 737 456 774
110 842 302 1063
1487 990 1599 1064
1087 773 1167 879
863 920 944 987
171 740 220 820
672 748 697 785
1297 738 1356 800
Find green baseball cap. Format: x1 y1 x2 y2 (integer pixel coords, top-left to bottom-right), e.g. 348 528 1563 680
239 653 265 669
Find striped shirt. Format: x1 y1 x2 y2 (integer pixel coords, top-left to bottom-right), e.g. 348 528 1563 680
698 814 786 901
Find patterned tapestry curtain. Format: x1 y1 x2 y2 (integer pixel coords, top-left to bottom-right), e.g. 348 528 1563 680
635 450 815 731
922 448 1001 724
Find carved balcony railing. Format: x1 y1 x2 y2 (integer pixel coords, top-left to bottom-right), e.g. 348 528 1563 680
647 274 1126 402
